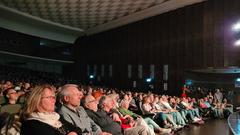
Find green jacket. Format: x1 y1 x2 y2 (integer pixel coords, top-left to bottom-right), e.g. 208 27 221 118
118 107 139 119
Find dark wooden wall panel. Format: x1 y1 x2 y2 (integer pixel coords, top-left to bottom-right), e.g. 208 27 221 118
72 0 240 95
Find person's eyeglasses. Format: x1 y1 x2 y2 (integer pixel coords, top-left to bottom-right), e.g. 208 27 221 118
8 92 17 95
42 96 56 100
87 99 98 104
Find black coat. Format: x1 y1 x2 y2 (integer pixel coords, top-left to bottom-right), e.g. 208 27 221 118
21 118 82 135
85 109 123 135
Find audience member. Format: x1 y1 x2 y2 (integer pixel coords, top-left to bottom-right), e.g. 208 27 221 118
57 84 109 135
214 89 223 103
21 84 81 135
83 95 121 135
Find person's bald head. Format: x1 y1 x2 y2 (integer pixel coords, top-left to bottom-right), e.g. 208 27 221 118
83 95 99 112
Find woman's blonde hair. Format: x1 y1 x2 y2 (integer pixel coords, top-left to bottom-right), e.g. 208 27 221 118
22 84 55 119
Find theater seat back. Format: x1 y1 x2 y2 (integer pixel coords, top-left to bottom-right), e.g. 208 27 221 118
0 104 22 114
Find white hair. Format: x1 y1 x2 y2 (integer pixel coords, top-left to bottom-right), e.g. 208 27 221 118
57 84 79 103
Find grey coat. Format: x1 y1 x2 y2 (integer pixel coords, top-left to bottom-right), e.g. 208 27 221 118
58 105 102 135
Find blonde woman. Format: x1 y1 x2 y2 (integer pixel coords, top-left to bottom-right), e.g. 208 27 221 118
21 84 81 135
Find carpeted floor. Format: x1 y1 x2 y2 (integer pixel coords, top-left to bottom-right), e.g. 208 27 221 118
175 119 233 135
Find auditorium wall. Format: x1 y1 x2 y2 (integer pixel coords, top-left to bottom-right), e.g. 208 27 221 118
0 27 73 61
0 28 72 74
73 0 240 95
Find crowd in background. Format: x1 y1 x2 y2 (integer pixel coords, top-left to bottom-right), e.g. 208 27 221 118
0 65 76 87
0 67 234 135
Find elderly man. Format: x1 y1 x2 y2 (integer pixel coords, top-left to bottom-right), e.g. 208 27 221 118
84 94 149 135
83 95 123 135
57 84 110 135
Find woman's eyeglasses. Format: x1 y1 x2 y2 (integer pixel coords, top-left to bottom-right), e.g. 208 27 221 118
42 96 56 100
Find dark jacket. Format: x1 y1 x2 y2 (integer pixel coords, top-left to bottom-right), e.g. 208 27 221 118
21 119 82 135
85 109 123 135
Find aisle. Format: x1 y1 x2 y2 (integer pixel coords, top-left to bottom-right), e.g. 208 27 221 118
177 119 233 135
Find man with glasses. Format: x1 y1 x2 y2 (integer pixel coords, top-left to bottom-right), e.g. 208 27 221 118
83 95 123 135
0 87 22 114
2 88 19 105
84 95 150 135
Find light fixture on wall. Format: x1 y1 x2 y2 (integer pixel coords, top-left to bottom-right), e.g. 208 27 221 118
234 39 240 46
89 75 94 79
185 79 193 86
232 22 240 32
235 78 240 88
146 78 152 83
232 21 240 46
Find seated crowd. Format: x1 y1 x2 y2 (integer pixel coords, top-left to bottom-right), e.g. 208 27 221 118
0 78 233 135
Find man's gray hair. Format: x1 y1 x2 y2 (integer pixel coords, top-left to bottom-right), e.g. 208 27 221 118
57 84 79 103
98 95 113 110
98 96 107 109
